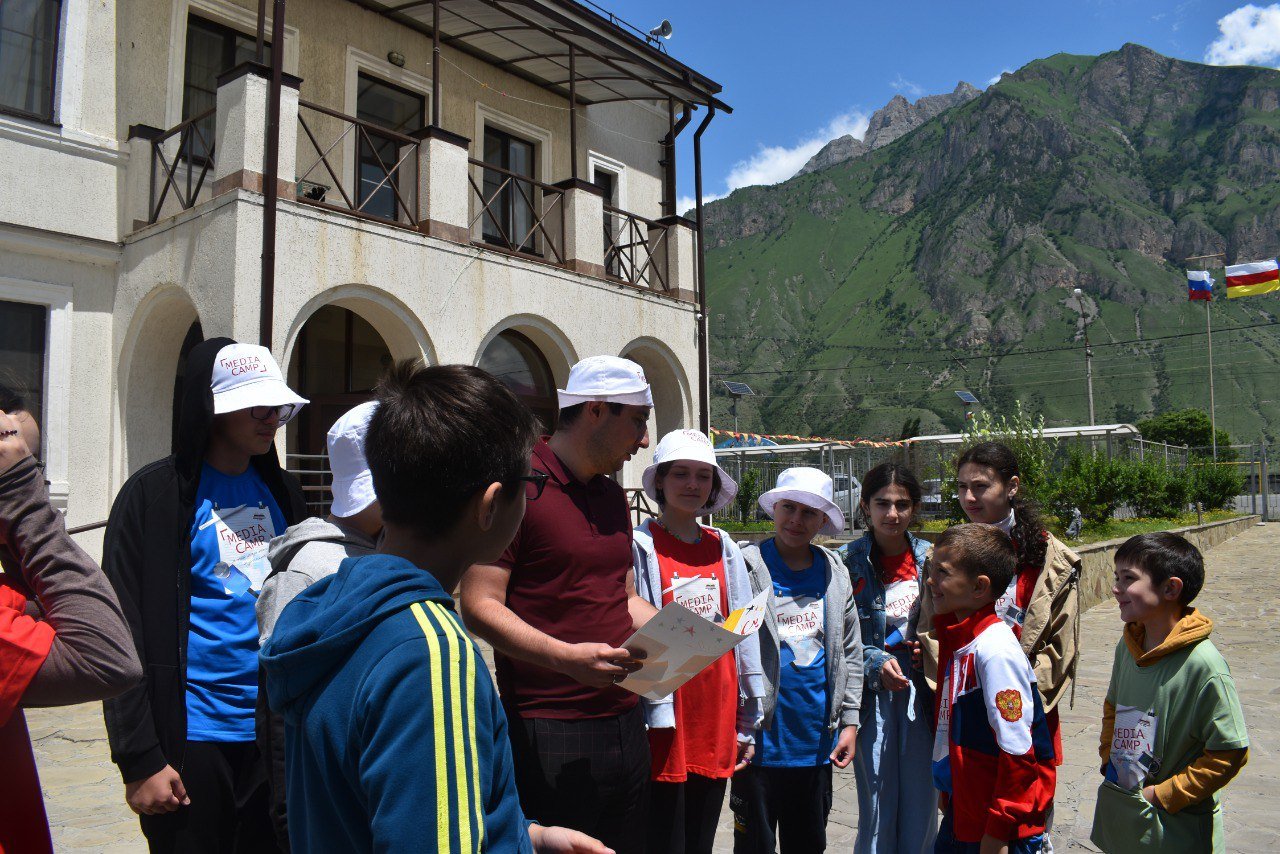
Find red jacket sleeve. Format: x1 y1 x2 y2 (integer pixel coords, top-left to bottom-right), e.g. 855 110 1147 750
0 581 53 725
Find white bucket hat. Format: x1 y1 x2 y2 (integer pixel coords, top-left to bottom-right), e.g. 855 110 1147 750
642 429 738 514
210 343 308 421
556 355 653 410
327 401 378 518
758 467 845 535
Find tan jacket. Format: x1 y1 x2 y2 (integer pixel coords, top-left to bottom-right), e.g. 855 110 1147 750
919 532 1082 712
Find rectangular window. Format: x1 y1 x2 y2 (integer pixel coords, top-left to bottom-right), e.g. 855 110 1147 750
482 126 537 254
182 15 262 161
0 0 61 122
0 299 47 456
354 72 423 221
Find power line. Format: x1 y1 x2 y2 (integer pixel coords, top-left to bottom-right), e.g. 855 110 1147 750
713 319 1280 378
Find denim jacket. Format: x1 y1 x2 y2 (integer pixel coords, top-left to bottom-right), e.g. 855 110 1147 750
841 532 932 696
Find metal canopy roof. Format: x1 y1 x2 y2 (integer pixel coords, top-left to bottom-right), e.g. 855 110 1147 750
905 424 1140 445
350 0 731 111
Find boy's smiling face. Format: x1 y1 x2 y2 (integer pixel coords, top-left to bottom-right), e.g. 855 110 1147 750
926 545 991 618
1113 560 1182 624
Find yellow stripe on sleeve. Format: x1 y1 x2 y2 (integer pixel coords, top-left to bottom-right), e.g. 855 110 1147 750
429 602 477 853
410 602 454 854
430 603 486 849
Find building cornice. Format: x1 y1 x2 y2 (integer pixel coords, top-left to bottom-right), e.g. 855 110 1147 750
0 114 123 164
0 221 121 267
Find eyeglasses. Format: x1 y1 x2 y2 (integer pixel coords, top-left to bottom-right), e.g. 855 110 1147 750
512 471 550 501
249 404 297 423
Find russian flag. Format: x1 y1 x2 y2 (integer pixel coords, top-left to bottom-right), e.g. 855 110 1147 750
1187 270 1213 301
1225 258 1280 299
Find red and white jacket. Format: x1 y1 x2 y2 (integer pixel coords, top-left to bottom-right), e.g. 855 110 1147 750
932 605 1055 843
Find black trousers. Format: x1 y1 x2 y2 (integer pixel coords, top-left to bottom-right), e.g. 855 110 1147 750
647 773 728 854
730 764 833 854
139 741 280 854
506 703 650 854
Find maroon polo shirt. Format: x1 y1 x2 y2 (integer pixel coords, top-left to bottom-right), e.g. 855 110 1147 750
495 440 638 719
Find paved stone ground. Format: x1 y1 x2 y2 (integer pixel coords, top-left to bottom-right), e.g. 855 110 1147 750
30 523 1279 852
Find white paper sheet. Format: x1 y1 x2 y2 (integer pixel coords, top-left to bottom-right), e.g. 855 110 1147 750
618 588 769 701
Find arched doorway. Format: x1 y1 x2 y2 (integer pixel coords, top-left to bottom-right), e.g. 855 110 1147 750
171 321 204 453
478 329 558 432
620 339 692 488
292 305 393 457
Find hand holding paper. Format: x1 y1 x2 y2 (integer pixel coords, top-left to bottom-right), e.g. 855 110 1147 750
618 588 769 701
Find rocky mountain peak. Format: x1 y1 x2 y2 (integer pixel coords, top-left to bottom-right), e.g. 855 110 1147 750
796 81 981 176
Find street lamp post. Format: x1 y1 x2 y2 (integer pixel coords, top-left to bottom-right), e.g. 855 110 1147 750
1073 287 1096 426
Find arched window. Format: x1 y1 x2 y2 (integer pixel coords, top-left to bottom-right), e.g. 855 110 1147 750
479 330 557 432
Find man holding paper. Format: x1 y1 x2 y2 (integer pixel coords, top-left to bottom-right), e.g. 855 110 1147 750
461 355 660 854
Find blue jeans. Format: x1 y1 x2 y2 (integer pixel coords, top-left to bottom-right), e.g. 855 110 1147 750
853 650 937 854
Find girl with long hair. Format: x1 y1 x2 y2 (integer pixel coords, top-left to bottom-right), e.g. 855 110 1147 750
845 463 936 854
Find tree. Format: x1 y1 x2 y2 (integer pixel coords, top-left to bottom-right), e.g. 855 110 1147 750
1137 409 1235 460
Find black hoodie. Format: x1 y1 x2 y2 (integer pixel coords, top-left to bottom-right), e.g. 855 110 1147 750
101 337 306 784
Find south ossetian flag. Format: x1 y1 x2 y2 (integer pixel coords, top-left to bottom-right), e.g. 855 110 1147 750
1187 270 1213 301
1225 259 1280 298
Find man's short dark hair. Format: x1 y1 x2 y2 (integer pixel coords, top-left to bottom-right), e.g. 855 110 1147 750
557 401 623 428
934 523 1018 600
1114 532 1205 604
653 461 723 512
366 361 537 540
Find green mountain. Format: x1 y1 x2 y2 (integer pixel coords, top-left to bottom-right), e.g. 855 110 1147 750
705 44 1280 444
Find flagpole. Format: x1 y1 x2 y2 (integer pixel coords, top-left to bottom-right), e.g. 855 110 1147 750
1206 297 1217 461
1186 252 1224 461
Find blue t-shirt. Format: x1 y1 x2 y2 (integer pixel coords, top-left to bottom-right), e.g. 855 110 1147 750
757 538 832 767
186 463 286 741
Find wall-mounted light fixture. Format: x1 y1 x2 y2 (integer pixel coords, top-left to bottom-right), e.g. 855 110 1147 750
387 51 405 67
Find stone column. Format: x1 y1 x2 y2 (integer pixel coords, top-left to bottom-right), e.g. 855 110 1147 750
657 215 698 303
213 61 301 199
554 177 606 278
415 126 472 244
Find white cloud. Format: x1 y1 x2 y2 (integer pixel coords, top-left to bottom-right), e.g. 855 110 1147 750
1205 3 1280 66
712 111 870 194
889 74 926 98
676 194 712 216
987 69 1013 86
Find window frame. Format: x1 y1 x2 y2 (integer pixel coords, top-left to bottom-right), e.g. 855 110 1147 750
0 277 72 508
0 0 64 124
353 70 425 221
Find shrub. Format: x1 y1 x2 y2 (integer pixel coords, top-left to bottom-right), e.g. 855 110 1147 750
1044 450 1130 524
735 468 761 523
943 402 1054 521
1127 459 1192 518
1189 462 1245 510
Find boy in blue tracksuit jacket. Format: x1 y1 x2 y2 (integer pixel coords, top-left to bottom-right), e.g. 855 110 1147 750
260 362 611 854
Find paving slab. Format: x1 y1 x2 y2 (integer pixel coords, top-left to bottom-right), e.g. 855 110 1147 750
30 523 1279 852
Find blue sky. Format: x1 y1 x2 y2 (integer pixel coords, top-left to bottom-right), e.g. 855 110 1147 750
594 1 1280 210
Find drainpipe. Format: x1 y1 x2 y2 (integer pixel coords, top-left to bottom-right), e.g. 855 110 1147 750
693 102 715 435
260 0 287 349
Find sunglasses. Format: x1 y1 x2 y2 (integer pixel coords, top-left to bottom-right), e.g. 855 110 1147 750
512 471 550 501
248 404 298 423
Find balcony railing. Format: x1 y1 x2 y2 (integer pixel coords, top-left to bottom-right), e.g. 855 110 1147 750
145 107 216 225
468 158 565 263
296 100 419 227
604 205 670 291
